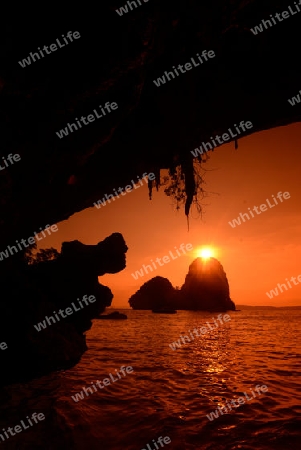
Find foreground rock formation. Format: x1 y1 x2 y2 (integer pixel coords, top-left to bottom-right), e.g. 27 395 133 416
129 257 235 311
0 233 127 385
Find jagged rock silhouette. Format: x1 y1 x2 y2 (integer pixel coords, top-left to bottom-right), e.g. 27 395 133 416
129 257 235 311
0 233 128 385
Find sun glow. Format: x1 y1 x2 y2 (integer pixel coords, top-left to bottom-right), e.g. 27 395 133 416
196 247 214 259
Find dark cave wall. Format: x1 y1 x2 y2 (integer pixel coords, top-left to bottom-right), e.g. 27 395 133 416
0 0 301 249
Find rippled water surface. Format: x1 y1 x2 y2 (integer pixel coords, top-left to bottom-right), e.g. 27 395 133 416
2 309 301 449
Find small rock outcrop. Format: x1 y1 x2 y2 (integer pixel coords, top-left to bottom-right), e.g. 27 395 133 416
129 258 235 311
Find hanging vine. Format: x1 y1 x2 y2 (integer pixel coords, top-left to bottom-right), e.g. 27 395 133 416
160 154 211 220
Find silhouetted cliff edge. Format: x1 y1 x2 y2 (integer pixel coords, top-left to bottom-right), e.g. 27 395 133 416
129 257 235 311
0 233 127 386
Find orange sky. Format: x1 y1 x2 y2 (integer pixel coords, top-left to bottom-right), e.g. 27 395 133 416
37 122 301 307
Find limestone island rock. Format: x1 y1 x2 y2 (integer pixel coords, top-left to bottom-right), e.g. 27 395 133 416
129 277 176 310
129 257 235 311
178 257 235 311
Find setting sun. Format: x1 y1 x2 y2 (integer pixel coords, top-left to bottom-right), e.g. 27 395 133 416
197 247 214 259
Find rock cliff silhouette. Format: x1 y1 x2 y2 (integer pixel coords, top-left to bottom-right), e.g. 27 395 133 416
0 233 127 385
179 257 235 311
129 277 175 310
129 257 235 311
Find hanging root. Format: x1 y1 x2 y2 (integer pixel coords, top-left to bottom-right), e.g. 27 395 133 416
148 167 161 199
182 157 195 218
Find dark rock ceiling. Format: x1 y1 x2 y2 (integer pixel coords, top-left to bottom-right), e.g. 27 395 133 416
1 0 300 244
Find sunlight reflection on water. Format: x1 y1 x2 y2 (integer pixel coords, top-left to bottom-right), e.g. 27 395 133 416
1 309 301 449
